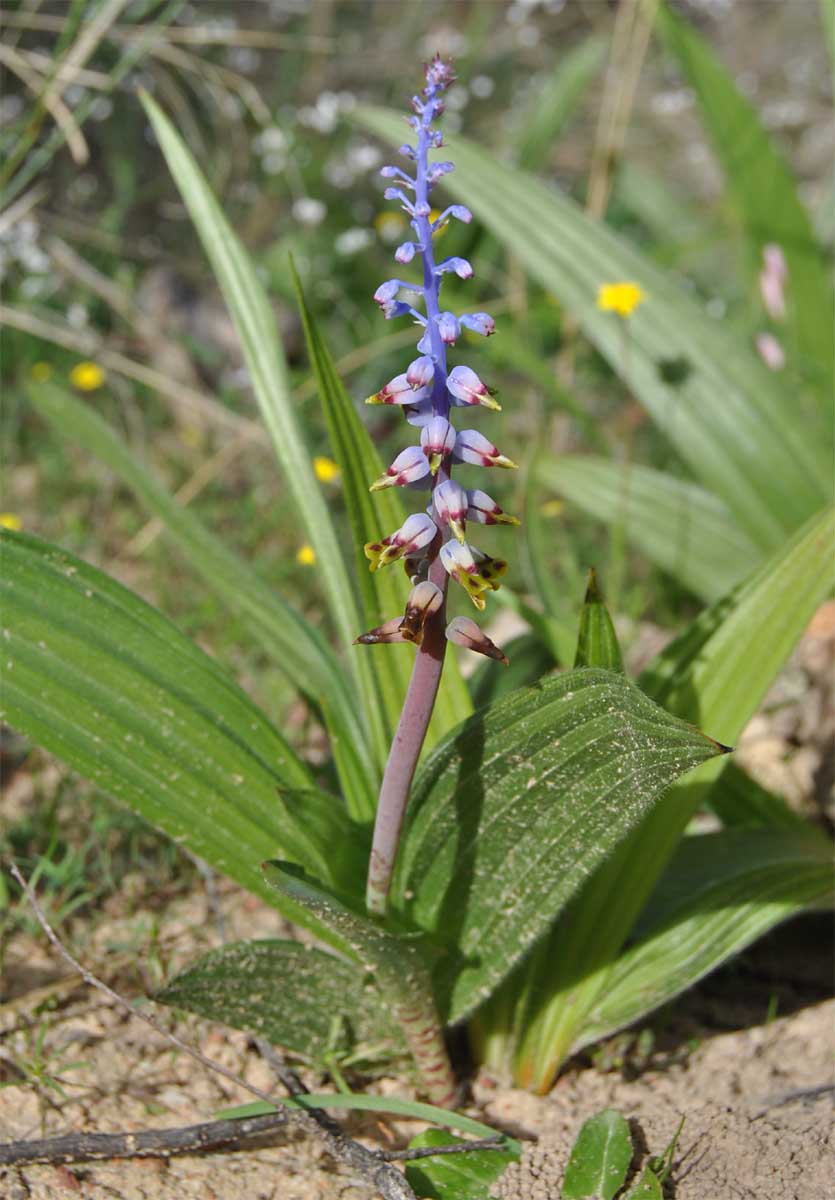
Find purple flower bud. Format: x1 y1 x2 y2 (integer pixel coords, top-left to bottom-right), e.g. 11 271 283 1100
434 479 468 542
380 299 412 321
383 187 415 212
445 616 508 664
370 445 432 491
374 279 400 306
364 512 438 571
366 373 430 407
437 256 473 280
398 143 416 159
355 616 409 645
425 54 455 92
395 241 416 264
436 311 461 344
420 415 456 474
460 312 496 337
430 130 444 149
466 488 520 526
401 580 444 643
447 364 500 410
406 355 434 388
428 161 455 183
454 429 518 470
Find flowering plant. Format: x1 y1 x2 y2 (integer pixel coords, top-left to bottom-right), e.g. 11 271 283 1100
6 28 832 1199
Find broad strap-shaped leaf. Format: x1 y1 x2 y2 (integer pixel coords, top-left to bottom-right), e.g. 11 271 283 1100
538 454 762 602
28 380 378 820
498 505 833 1090
574 570 623 672
658 2 834 384
393 668 726 1022
575 827 833 1050
405 1130 519 1200
290 264 472 748
141 93 391 773
262 862 454 1103
356 108 831 550
157 939 406 1065
561 1109 632 1200
706 761 807 830
0 530 349 954
514 35 607 170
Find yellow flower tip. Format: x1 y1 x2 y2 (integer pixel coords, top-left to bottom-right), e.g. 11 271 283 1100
0 513 23 531
369 475 394 492
70 361 106 391
296 543 316 566
450 518 467 545
496 455 518 470
428 452 444 476
497 512 521 526
313 455 340 483
597 281 646 318
30 361 52 383
540 498 565 518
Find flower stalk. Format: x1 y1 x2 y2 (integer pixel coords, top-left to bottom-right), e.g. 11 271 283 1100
358 58 518 918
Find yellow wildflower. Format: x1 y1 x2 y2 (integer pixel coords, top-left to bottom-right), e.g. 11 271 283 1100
30 362 52 382
70 361 106 391
597 282 646 318
374 211 406 243
0 513 22 531
540 498 565 518
296 543 316 566
313 456 340 483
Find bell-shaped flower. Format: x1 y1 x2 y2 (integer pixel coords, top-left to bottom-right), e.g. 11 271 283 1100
436 311 461 344
427 161 455 184
466 488 520 526
439 540 496 610
373 279 401 308
395 241 417 264
446 616 509 665
453 429 518 470
364 512 437 572
354 615 409 647
406 355 434 389
398 143 415 159
447 365 500 411
471 546 508 588
366 373 430 407
433 479 468 543
370 445 432 491
433 204 472 230
420 415 456 474
460 312 496 337
437 256 473 280
400 580 444 644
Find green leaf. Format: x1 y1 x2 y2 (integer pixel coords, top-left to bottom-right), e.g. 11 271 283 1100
262 861 451 1100
561 1109 632 1200
356 108 831 550
28 380 377 819
0 531 351 952
707 762 807 830
290 262 472 749
216 1095 518 1145
538 455 762 602
394 668 726 1022
657 3 834 383
499 505 833 1090
574 570 623 672
140 92 390 772
622 1166 663 1200
576 827 833 1050
514 36 607 170
157 939 406 1065
406 1130 519 1200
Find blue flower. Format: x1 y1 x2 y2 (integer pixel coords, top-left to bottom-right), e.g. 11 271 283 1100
358 55 517 660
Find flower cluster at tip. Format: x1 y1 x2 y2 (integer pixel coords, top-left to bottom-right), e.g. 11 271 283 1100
354 56 516 666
